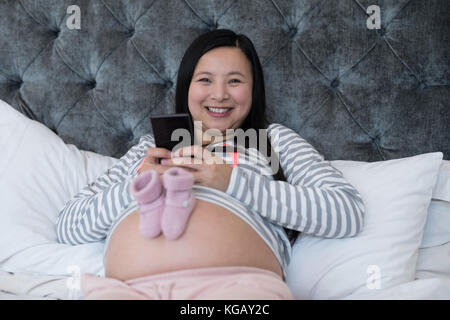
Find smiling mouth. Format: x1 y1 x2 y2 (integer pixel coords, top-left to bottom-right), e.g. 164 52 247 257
205 107 233 113
205 106 233 114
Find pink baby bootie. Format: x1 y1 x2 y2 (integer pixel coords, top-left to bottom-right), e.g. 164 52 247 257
130 170 165 238
161 167 196 240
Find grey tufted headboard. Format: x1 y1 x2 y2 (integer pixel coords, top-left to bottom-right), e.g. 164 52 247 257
0 0 449 161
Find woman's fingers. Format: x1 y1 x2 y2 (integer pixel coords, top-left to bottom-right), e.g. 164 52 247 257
160 145 233 191
171 145 204 159
145 147 171 164
171 145 223 165
160 157 203 170
137 161 172 175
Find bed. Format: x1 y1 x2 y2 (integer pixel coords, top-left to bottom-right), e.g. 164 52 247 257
0 0 449 300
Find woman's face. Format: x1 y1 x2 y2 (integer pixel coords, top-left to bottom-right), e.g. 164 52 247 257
188 47 253 135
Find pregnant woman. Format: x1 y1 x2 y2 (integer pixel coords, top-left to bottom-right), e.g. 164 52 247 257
56 29 365 300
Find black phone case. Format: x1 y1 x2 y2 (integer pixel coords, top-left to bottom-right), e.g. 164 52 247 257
150 113 194 152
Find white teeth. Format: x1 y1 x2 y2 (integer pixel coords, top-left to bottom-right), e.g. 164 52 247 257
206 107 231 113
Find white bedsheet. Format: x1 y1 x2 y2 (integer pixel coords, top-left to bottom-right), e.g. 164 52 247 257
0 270 74 300
2 242 449 300
1 271 449 300
343 278 450 300
3 244 448 300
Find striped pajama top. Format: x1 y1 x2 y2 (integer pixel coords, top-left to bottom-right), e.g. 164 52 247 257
56 123 365 278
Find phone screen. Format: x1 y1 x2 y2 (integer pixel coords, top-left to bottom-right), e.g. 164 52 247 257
150 113 194 152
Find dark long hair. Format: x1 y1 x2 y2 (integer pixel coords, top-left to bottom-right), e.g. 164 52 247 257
175 29 299 245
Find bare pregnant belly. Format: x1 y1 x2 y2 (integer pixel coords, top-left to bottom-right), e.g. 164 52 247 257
104 200 282 281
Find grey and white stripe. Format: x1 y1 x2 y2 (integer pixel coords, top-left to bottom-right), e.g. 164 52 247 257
56 135 155 245
56 123 365 277
226 123 365 239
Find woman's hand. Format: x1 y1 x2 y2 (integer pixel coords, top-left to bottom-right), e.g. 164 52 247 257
137 147 172 175
160 145 233 192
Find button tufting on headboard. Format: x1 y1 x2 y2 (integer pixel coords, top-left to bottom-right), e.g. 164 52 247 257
288 27 298 40
330 78 340 89
0 0 448 161
13 79 23 89
164 80 173 89
371 135 381 145
86 80 97 90
209 21 219 31
52 29 60 38
126 131 134 142
377 26 387 37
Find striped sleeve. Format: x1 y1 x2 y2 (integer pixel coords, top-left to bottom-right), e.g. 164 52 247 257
56 134 155 245
225 123 365 238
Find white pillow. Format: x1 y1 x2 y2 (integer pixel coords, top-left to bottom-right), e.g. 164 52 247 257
416 241 450 279
420 161 450 248
0 99 116 276
432 160 450 202
420 200 450 248
286 152 443 299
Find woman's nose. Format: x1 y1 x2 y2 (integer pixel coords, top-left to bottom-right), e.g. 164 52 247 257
210 83 229 101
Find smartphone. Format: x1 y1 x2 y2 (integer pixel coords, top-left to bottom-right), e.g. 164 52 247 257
150 113 194 152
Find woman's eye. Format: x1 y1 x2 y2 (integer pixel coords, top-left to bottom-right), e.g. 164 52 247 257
230 79 241 83
198 78 211 83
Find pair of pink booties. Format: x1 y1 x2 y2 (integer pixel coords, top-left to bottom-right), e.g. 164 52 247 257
130 167 196 240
